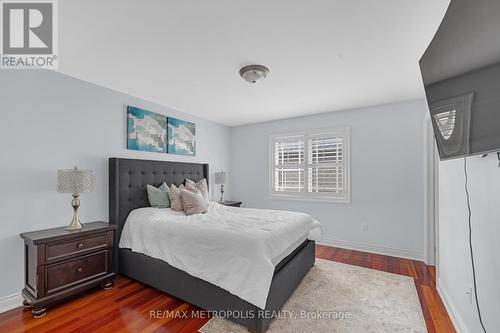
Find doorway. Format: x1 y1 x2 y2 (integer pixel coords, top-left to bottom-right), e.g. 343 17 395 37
424 116 438 266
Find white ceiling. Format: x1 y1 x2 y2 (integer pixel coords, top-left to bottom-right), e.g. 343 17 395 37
58 0 449 126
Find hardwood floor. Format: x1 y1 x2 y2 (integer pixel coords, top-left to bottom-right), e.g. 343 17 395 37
0 245 455 333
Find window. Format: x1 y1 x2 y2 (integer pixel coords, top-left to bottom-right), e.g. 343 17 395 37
270 127 350 203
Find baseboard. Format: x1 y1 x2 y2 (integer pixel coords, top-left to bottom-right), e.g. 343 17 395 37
318 237 424 261
436 278 470 333
0 292 22 313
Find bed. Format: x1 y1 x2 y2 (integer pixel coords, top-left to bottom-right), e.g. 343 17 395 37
109 157 319 332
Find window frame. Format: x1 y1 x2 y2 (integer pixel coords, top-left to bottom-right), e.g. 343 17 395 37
269 126 351 203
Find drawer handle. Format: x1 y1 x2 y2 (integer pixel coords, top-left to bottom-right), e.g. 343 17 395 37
76 267 83 273
77 243 84 249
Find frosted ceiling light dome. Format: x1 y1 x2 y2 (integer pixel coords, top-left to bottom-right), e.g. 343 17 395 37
239 65 269 83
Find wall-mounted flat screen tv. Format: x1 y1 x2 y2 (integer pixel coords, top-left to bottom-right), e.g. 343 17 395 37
419 0 500 160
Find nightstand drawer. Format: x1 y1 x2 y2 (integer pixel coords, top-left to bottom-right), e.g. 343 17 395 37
46 251 108 294
46 234 108 261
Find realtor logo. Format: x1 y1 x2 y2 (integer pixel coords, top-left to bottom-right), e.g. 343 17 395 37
1 0 58 68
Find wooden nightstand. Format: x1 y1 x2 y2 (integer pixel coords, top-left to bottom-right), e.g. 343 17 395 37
220 200 242 207
20 221 116 318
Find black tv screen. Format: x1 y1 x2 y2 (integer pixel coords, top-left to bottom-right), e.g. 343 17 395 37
419 0 500 160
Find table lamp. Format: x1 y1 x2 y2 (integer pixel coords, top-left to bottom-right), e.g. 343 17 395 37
214 171 229 203
57 167 93 231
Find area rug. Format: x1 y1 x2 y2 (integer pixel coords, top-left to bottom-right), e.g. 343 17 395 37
199 259 427 333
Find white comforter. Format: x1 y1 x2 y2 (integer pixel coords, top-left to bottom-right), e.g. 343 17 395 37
119 202 322 309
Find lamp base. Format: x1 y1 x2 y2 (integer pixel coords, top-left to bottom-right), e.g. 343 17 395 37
219 185 225 203
66 215 83 231
66 193 84 231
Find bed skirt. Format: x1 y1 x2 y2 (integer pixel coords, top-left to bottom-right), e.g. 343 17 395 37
119 240 315 333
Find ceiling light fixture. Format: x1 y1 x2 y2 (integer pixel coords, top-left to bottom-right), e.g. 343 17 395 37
239 64 269 84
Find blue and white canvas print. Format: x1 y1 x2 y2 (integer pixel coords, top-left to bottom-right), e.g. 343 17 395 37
127 106 167 153
167 117 196 156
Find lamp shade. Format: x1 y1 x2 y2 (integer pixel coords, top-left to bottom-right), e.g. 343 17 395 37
57 167 93 194
214 172 229 185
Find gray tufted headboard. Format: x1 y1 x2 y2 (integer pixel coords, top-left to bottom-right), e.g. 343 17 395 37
109 157 209 272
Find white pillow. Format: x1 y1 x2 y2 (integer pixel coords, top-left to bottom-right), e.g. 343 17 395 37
185 178 209 201
180 188 208 215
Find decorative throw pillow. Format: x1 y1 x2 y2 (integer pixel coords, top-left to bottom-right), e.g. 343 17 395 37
185 178 195 188
169 184 185 211
185 178 209 201
146 183 170 208
180 188 208 215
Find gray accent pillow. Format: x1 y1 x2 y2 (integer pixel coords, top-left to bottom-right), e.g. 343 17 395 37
147 182 170 208
185 178 209 201
180 188 208 215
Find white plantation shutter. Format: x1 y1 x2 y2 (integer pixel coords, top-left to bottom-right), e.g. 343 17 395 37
308 136 344 194
270 127 350 203
274 168 304 192
274 137 305 192
275 139 304 165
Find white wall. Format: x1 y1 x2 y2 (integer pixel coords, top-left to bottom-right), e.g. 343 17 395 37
0 70 231 308
230 99 428 259
437 155 500 333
